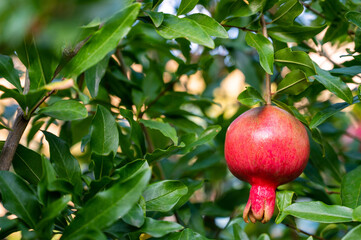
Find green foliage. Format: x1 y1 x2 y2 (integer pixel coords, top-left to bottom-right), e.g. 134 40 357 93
0 0 361 239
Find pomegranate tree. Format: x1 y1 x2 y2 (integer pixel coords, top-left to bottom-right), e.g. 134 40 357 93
224 105 310 223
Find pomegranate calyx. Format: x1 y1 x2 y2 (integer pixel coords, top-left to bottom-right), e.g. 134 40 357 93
243 184 276 224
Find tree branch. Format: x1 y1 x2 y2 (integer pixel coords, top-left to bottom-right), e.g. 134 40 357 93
299 1 326 19
221 24 257 33
283 223 326 240
0 108 29 170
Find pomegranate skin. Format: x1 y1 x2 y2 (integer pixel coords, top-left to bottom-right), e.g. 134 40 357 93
224 105 310 223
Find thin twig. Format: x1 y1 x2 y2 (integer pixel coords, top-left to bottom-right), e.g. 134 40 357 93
137 80 177 119
28 90 55 117
300 1 326 19
0 108 29 170
221 24 257 33
115 48 128 78
284 223 326 240
261 15 272 105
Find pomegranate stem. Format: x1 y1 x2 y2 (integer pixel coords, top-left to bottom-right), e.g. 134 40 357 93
261 15 271 105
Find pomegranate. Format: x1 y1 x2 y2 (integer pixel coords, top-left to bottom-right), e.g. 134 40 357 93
224 105 310 223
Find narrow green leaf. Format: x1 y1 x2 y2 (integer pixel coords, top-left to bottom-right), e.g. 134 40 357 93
60 166 151 239
43 131 82 194
140 119 178 145
268 25 327 43
341 165 361 208
61 3 141 77
39 100 88 121
90 105 119 156
141 217 183 237
0 54 22 92
314 66 353 104
38 155 57 204
245 32 274 74
144 10 164 27
145 144 184 163
275 191 295 224
182 125 221 152
272 0 303 23
0 217 18 239
237 86 265 106
187 13 228 38
353 206 361 221
275 48 316 76
309 96 359 128
178 0 199 15
330 66 361 76
92 154 113 180
342 224 361 240
36 195 71 230
0 171 41 228
156 14 214 49
277 70 311 95
85 54 110 98
16 40 59 90
13 144 43 185
272 99 308 125
143 180 188 212
284 201 353 223
346 11 361 28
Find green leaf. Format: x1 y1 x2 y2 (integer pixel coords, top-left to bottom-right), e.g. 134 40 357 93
323 142 343 183
268 24 327 43
330 66 361 76
140 119 178 145
277 70 311 95
38 155 57 204
182 125 221 152
122 201 145 228
0 54 22 92
175 179 203 209
156 14 214 49
283 201 353 223
0 217 18 239
275 190 295 224
314 66 353 104
272 99 308 125
346 11 361 28
272 0 303 24
178 0 199 15
61 3 141 77
16 40 59 90
309 96 359 128
0 171 41 228
163 228 209 240
39 100 88 121
187 14 228 39
341 165 361 208
90 105 119 156
143 180 188 212
141 217 183 237
85 54 110 98
43 131 82 194
257 233 271 240
275 48 316 76
145 144 184 163
36 194 71 230
144 10 164 28
68 228 107 240
92 154 113 180
237 86 265 106
119 108 145 154
13 144 43 185
60 165 151 239
245 32 274 74
342 224 361 240
353 206 361 221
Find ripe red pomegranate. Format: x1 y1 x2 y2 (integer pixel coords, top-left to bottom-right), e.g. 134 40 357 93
224 105 310 223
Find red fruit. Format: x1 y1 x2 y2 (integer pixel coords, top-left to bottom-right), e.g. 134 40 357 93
224 105 310 223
